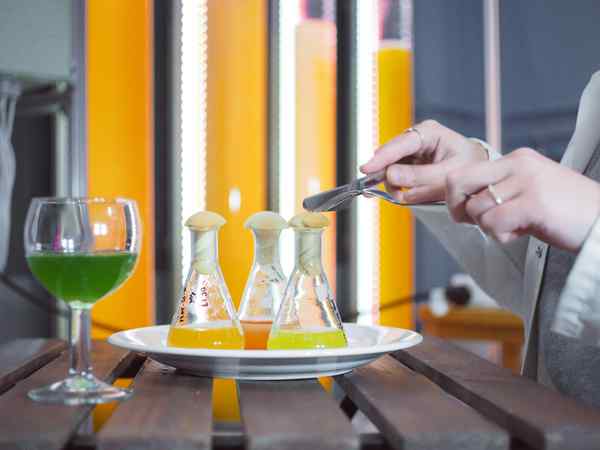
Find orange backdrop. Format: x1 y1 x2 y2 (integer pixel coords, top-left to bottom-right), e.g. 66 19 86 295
206 0 268 307
87 0 155 338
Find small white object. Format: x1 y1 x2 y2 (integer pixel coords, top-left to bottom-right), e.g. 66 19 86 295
93 223 108 236
228 187 242 213
307 177 321 195
60 238 75 251
108 323 422 380
429 287 450 317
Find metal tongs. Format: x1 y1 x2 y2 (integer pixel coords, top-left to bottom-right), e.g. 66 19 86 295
303 169 444 212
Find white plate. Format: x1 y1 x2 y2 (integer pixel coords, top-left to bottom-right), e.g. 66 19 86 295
108 323 422 380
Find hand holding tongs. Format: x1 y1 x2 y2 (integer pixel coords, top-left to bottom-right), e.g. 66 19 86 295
303 168 444 212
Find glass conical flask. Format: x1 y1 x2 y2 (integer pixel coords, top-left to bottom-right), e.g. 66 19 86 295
238 211 288 349
267 212 347 350
167 211 244 349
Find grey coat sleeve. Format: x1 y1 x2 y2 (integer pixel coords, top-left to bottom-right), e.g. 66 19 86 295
553 216 600 345
552 71 600 344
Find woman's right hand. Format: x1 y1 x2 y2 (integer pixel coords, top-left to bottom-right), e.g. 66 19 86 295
444 148 600 252
360 120 489 203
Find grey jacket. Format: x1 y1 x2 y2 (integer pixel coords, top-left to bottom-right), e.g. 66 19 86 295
411 71 600 377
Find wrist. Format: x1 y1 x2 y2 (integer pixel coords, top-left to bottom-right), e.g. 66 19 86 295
472 141 489 162
469 138 501 161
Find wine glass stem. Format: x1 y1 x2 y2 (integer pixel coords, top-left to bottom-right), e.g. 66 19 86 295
69 306 93 377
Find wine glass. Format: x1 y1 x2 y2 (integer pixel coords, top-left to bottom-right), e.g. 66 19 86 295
24 197 140 405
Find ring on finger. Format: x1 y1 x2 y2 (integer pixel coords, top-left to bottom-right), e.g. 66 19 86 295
487 183 503 205
405 127 425 152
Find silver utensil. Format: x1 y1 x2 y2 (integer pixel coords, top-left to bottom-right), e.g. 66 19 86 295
303 169 444 212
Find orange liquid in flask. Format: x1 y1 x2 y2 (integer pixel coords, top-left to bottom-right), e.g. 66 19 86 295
240 320 272 350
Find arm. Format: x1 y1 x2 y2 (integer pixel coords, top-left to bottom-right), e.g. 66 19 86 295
360 121 526 312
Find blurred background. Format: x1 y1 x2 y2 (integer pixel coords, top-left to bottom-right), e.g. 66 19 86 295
0 0 599 372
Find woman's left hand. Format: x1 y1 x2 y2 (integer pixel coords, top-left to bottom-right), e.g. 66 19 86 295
446 148 600 252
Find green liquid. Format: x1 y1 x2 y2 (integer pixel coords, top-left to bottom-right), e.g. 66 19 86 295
27 252 137 305
267 328 347 350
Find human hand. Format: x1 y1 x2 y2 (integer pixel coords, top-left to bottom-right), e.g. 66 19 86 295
446 148 600 252
360 120 488 203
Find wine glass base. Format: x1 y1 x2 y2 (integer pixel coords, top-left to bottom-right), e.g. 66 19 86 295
28 374 133 405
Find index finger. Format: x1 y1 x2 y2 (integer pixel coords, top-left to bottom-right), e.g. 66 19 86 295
360 130 423 173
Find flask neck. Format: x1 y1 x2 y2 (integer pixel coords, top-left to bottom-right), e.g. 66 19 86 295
190 229 219 274
294 229 323 275
252 229 282 266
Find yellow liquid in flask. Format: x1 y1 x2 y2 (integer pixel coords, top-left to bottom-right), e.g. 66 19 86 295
267 328 347 350
167 323 244 350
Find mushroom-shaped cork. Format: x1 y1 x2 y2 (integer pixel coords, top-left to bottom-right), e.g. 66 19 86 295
185 211 226 231
288 211 330 229
244 211 287 230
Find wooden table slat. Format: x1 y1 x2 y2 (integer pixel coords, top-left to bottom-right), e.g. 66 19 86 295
238 379 359 450
394 336 600 450
335 355 509 450
0 338 67 394
96 359 213 450
0 340 136 450
3 335 599 449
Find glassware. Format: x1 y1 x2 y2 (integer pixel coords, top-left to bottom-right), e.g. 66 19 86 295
167 211 244 349
268 212 347 350
238 212 287 349
377 0 415 326
24 197 140 405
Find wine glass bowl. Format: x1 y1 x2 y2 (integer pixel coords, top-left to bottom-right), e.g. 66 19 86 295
24 197 140 405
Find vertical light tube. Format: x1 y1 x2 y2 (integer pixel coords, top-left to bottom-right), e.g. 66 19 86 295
70 0 87 197
277 0 300 276
180 0 208 282
355 0 378 324
484 0 502 152
170 1 183 302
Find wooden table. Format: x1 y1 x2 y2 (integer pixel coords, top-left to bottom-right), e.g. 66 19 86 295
2 337 600 450
419 305 525 372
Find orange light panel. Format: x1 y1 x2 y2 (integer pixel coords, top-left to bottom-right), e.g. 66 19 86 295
87 0 155 337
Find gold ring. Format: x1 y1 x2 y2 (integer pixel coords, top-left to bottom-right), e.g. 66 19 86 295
487 184 503 205
405 127 425 151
